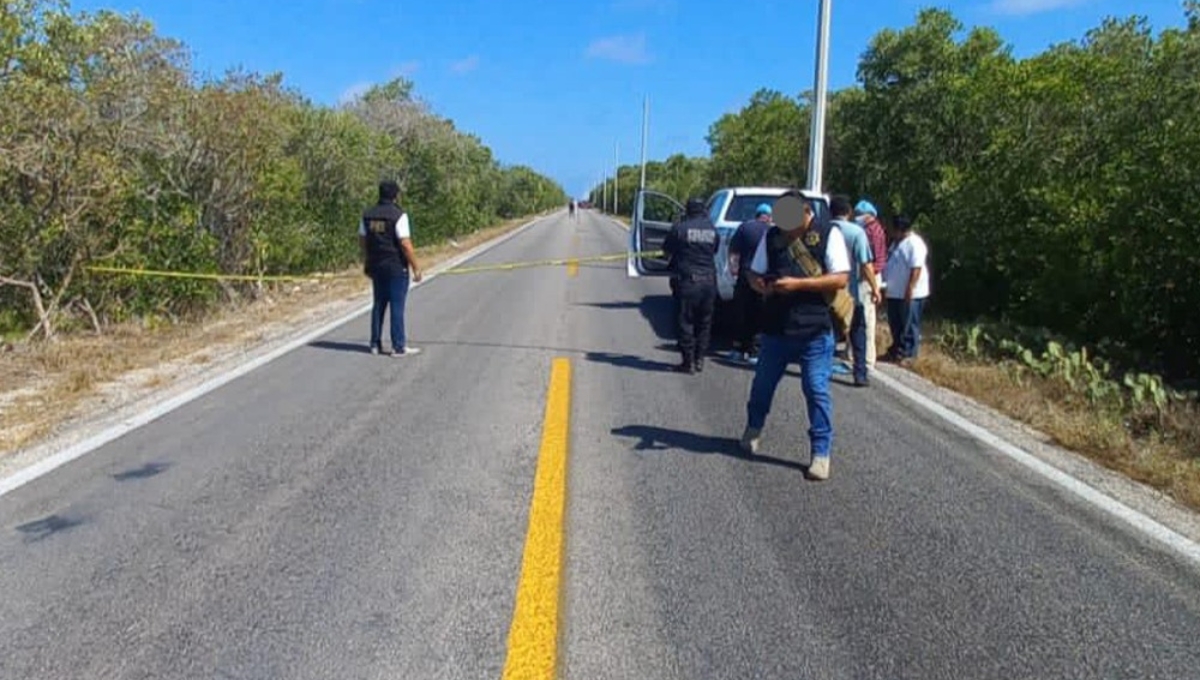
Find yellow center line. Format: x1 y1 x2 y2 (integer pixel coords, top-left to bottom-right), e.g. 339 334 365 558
568 234 580 277
502 357 572 680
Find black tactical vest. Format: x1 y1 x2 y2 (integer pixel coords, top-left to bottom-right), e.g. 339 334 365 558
668 215 719 285
760 219 834 340
362 201 408 276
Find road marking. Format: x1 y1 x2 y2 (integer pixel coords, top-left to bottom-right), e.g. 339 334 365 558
0 215 555 499
873 369 1200 570
502 358 571 680
568 234 580 277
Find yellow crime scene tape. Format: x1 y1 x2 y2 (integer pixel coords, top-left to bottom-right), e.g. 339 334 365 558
84 251 666 282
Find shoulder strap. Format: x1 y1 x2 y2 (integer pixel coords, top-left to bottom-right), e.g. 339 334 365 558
786 236 824 279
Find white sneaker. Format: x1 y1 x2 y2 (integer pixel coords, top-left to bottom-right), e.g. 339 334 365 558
394 346 422 357
808 456 831 481
739 427 761 455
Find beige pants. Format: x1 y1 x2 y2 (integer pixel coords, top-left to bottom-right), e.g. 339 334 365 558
845 281 878 370
863 297 878 369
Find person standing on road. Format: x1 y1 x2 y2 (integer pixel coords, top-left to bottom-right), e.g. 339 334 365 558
663 198 720 374
740 192 850 481
360 179 424 357
883 215 930 364
726 202 774 365
854 200 889 370
569 198 577 221
831 195 882 387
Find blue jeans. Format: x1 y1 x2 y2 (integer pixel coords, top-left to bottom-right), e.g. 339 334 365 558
371 272 410 351
886 297 927 359
746 332 835 457
849 301 868 382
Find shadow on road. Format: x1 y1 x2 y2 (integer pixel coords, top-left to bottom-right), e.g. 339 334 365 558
577 294 677 341
611 425 806 472
337 338 679 374
16 514 85 542
585 352 676 373
307 340 372 354
112 462 171 482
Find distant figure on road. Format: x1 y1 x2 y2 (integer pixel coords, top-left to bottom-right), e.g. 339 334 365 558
882 215 930 365
726 202 774 365
569 199 577 221
359 180 424 357
663 198 720 374
740 191 850 481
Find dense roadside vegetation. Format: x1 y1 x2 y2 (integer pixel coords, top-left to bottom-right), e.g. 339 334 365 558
592 4 1200 387
0 0 566 341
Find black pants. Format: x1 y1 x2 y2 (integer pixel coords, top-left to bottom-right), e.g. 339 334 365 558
673 279 716 364
732 277 763 355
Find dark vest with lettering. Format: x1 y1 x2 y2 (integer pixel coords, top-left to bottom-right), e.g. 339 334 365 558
760 220 834 340
362 201 407 276
668 215 719 285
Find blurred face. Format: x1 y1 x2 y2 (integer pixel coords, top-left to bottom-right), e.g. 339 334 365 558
774 195 811 234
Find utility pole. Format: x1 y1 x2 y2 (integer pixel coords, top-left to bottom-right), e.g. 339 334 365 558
602 170 608 213
614 141 620 217
639 95 649 192
807 0 832 194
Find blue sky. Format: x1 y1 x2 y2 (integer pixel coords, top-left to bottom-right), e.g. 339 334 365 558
68 0 1187 198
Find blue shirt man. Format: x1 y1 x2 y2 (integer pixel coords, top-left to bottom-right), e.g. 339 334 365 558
830 195 881 386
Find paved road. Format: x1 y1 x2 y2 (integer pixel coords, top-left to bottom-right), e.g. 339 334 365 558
2 211 1199 679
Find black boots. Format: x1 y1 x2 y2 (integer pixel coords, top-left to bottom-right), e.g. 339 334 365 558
673 354 704 374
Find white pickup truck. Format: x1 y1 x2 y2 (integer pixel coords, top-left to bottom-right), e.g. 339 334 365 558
627 186 832 333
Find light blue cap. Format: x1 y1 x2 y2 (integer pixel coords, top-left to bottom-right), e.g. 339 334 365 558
756 203 773 216
854 200 877 216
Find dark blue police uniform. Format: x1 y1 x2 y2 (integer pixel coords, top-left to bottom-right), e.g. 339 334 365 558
663 199 720 373
362 190 410 354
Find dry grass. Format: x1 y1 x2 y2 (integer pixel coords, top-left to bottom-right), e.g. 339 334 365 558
0 213 545 457
905 326 1200 512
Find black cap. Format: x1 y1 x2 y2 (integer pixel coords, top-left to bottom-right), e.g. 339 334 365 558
379 180 400 202
685 198 706 216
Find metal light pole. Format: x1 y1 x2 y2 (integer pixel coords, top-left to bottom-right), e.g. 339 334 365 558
602 170 608 212
614 141 620 216
639 95 649 191
807 0 832 194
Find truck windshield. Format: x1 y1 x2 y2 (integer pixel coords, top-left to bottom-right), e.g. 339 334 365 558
725 195 830 225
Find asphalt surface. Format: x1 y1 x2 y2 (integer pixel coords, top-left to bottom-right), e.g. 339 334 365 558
2 210 1199 679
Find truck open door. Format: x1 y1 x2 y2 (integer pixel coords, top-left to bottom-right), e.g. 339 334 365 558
628 189 684 278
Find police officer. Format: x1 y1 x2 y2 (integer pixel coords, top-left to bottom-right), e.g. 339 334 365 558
663 198 719 374
359 179 424 356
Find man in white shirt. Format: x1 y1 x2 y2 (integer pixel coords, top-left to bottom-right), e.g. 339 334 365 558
883 215 930 363
739 192 851 481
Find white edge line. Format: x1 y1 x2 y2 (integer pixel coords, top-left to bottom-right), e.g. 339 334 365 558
872 369 1200 569
0 214 552 498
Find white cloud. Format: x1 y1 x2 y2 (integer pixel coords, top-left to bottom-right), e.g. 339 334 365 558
338 81 372 105
391 61 420 77
585 33 651 65
450 55 480 74
988 0 1087 16
338 61 421 105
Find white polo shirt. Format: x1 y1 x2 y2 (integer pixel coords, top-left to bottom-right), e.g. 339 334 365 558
750 226 851 276
358 213 412 240
884 232 930 299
